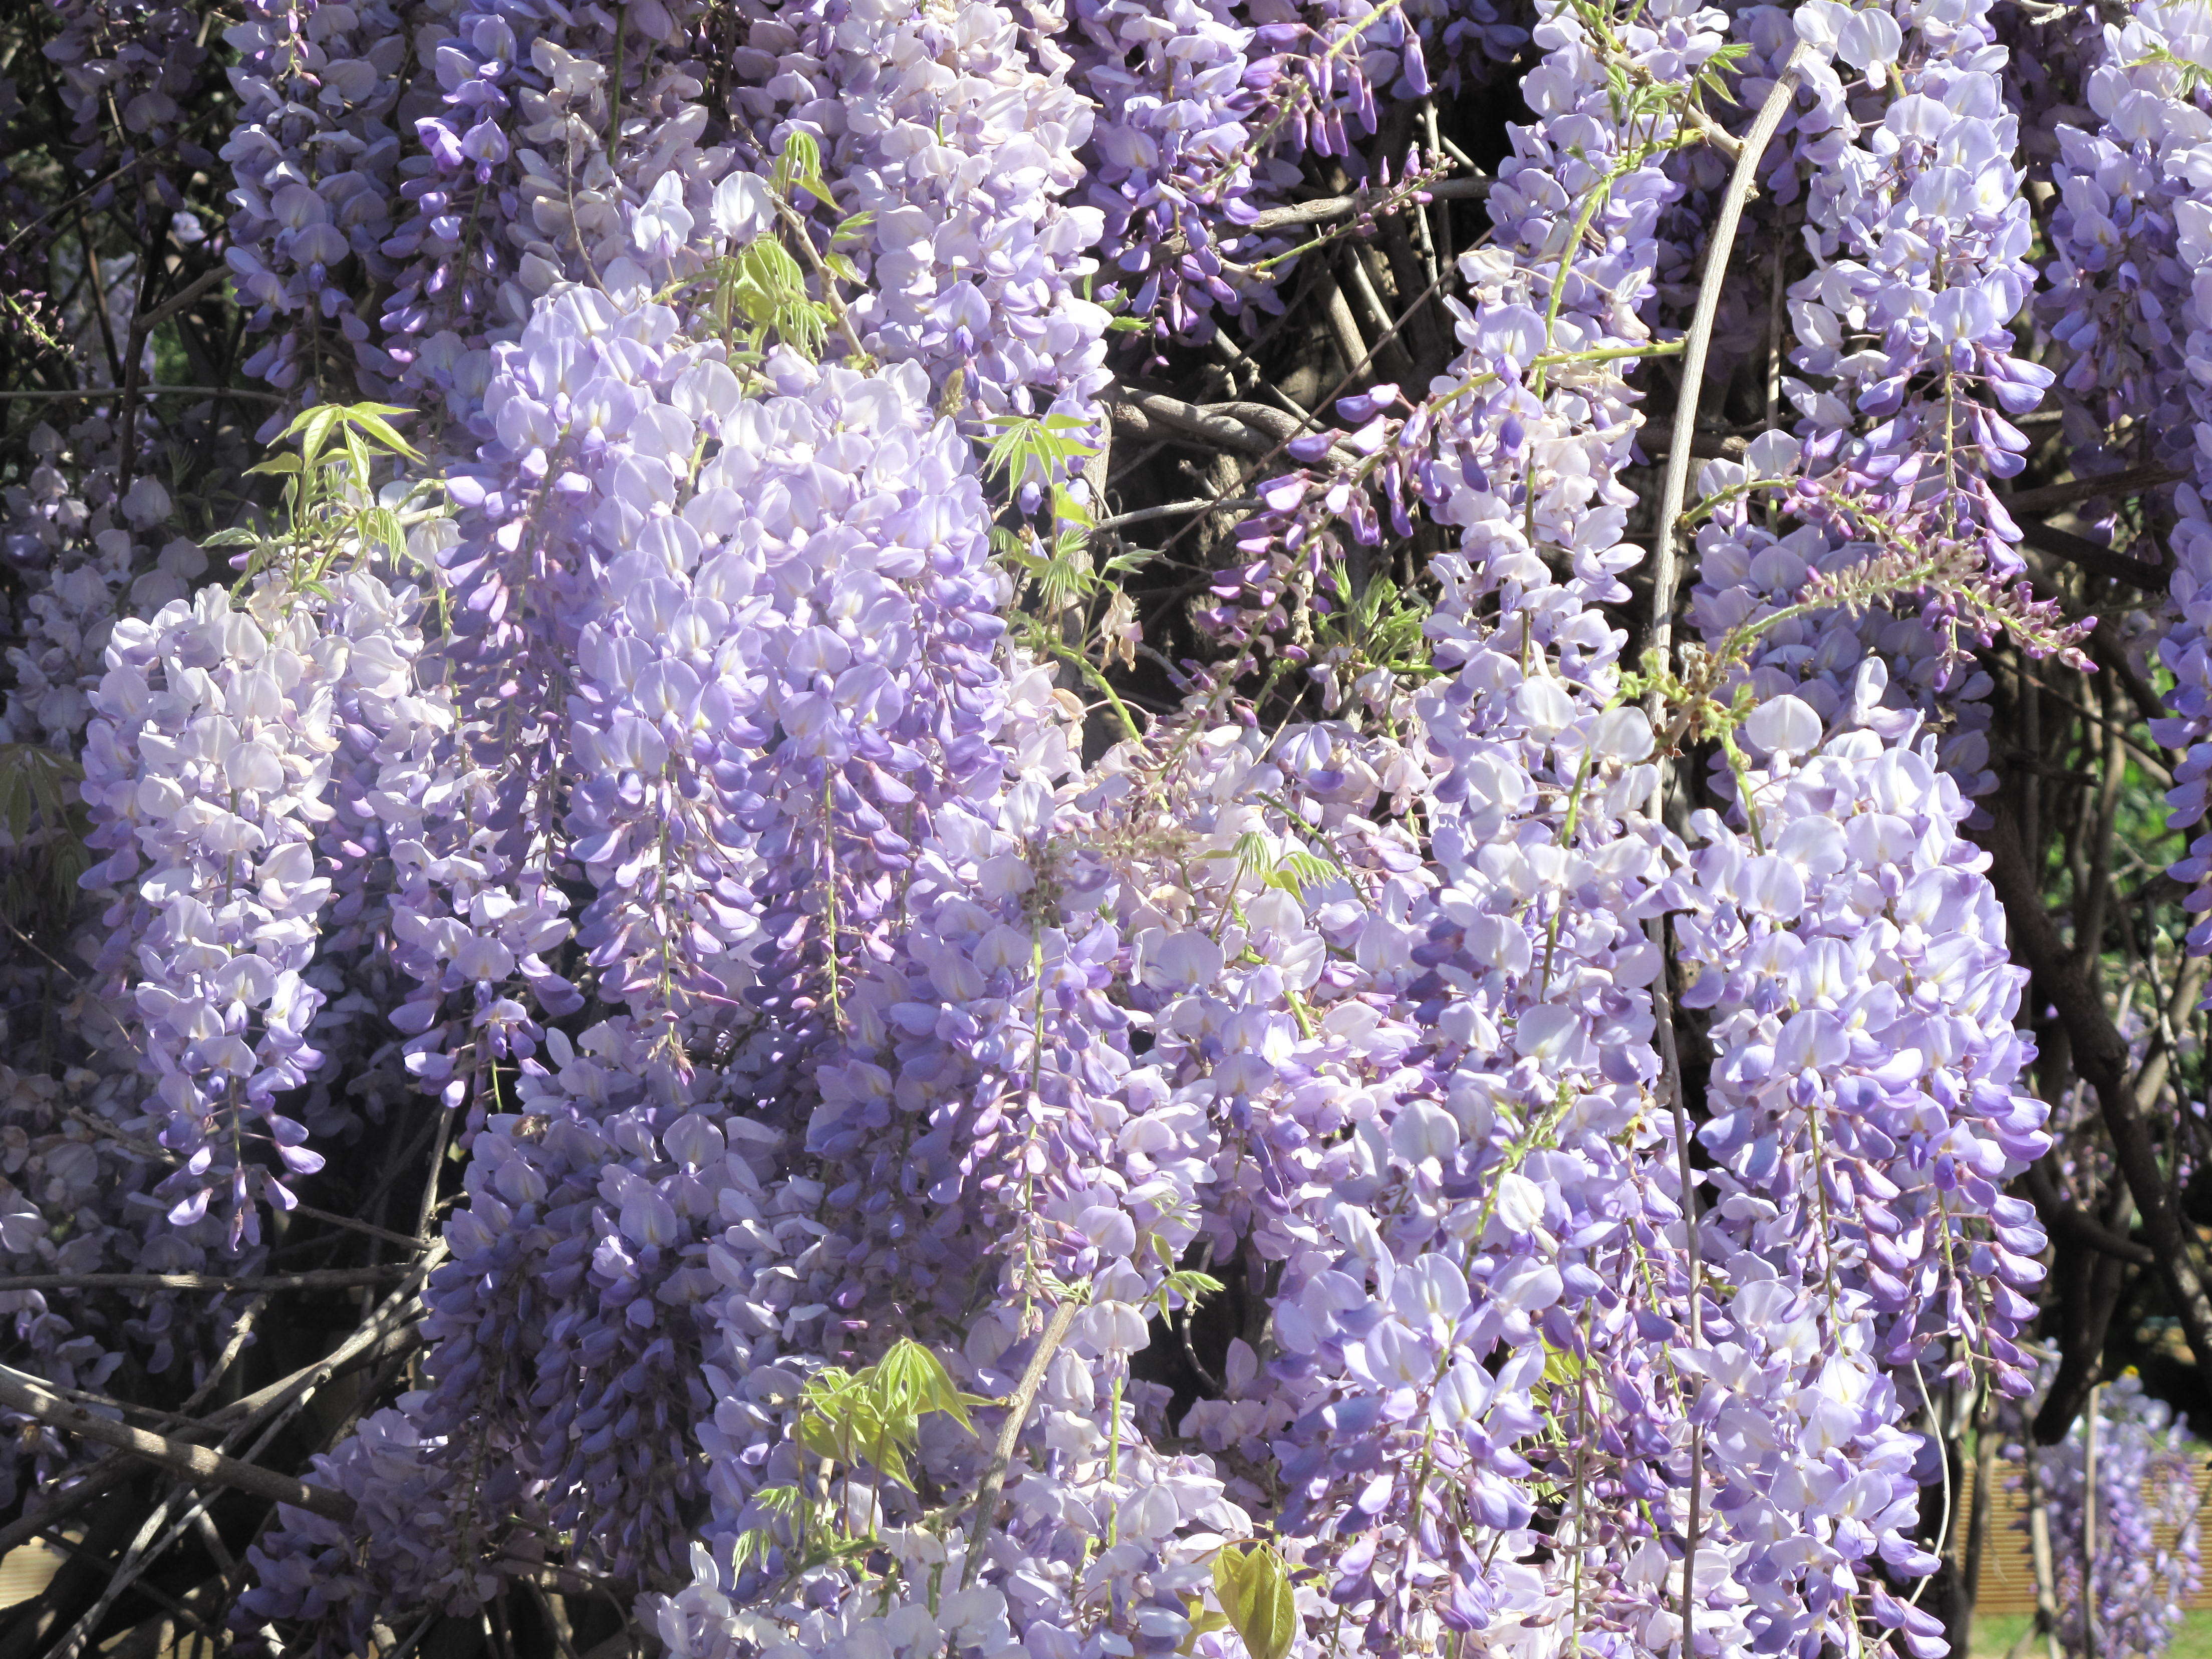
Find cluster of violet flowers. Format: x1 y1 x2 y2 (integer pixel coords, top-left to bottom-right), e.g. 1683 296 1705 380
2000 1370 2205 1659
18 0 2212 1653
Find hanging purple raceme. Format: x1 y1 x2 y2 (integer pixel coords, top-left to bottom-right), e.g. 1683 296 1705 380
1785 0 2043 575
79 572 425 1247
2107 6 2212 962
1673 693 2051 1653
377 0 728 433
1188 3 1714 1652
377 281 706 1105
1068 0 1268 343
252 217 1079 1649
1 422 209 751
0 1057 253 1517
647 364 1212 1659
711 0 1113 472
1738 0 2053 808
292 529 454 1149
240 1034 756 1651
43 0 215 203
234 1402 488 1658
222 0 419 408
1067 0 1509 348
2033 8 2196 493
2012 1371 2204 1659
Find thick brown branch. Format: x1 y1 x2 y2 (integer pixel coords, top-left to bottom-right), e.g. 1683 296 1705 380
1094 495 1263 533
1109 393 1275 457
1156 176 1494 268
0 1257 434 1555
2018 1162 2154 1266
1108 391 1354 462
132 265 226 332
2016 517 2167 590
1640 426 1748 462
1975 806 2212 1378
0 384 285 404
2007 463 2187 515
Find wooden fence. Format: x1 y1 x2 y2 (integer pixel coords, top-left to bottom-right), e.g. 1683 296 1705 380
1956 1461 2212 1616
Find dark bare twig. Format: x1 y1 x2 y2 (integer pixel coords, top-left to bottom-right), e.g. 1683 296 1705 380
2017 517 2167 590
1342 244 1417 381
1640 427 1748 463
0 384 285 402
72 207 125 388
0 1366 354 1521
1095 495 1263 533
131 264 225 331
0 1266 409 1294
114 244 162 492
2007 462 2188 514
1236 174 1492 239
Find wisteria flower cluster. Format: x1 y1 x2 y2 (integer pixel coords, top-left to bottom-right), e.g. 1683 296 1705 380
8 0 2212 1654
2001 1370 2205 1659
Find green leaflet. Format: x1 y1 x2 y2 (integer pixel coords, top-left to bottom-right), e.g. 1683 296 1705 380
1211 1542 1298 1659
